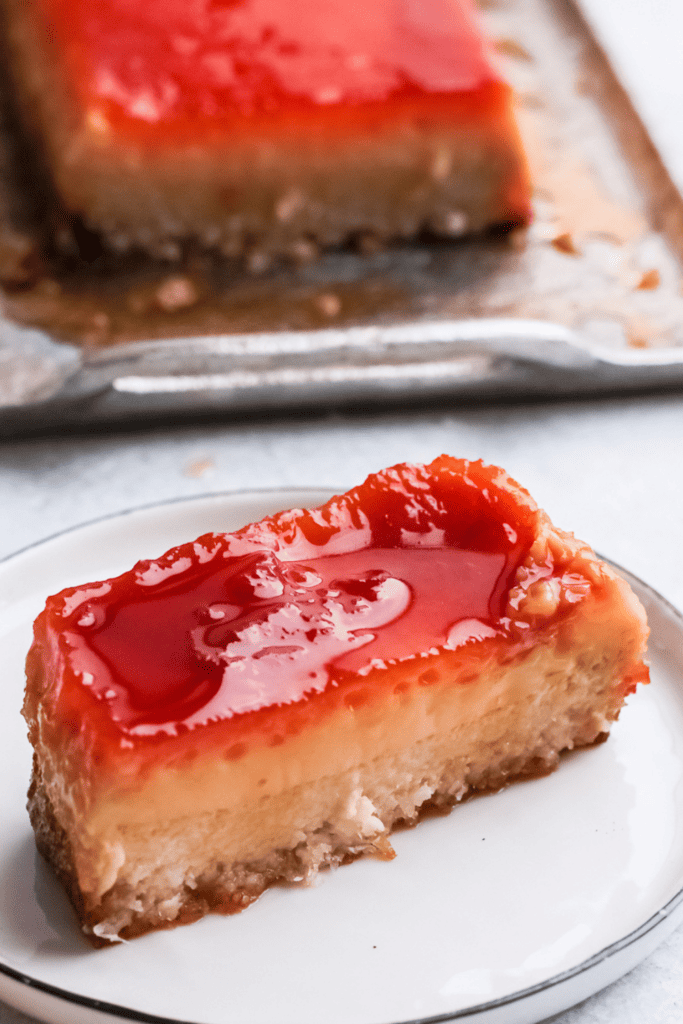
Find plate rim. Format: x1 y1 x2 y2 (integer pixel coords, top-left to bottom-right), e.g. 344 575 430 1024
2 487 683 1024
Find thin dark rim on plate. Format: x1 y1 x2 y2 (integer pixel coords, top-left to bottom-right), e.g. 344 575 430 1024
1 490 681 1024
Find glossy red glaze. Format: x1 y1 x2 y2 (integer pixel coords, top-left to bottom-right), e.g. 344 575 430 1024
65 545 517 734
35 0 499 145
33 458 545 764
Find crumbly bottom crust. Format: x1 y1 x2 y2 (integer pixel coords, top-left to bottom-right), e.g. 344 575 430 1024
28 733 606 946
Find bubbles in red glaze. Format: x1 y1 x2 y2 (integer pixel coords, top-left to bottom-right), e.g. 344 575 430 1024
47 459 539 742
37 0 497 140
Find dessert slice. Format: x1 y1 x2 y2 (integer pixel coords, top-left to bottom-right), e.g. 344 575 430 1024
2 0 530 257
24 457 648 943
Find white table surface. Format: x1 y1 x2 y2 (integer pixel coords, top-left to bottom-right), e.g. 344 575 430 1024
2 2 683 1022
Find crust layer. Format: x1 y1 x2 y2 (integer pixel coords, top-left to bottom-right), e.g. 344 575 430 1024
29 735 607 945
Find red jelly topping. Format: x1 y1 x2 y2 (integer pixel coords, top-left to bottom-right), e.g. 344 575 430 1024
71 545 516 735
36 0 498 144
35 458 543 756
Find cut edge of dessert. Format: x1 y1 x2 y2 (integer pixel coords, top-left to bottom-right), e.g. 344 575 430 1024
23 456 649 944
0 0 531 259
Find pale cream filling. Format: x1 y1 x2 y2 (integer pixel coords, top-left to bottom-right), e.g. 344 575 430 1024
72 609 633 898
88 589 638 826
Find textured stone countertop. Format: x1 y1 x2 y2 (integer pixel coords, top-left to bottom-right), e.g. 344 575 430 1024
1 391 683 1024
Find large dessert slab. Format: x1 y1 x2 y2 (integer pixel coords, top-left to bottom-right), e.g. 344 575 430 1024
1 0 683 430
0 0 529 256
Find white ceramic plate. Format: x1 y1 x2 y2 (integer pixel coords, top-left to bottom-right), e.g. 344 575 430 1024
2 490 683 1024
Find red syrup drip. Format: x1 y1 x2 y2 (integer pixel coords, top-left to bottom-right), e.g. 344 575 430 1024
49 459 539 742
38 0 497 141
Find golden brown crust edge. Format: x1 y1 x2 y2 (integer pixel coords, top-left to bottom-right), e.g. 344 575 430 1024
27 757 251 947
28 733 608 947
